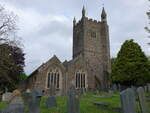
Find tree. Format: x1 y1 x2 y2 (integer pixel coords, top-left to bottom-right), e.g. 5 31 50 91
0 4 25 91
111 39 150 86
0 4 17 42
0 43 25 91
145 0 150 45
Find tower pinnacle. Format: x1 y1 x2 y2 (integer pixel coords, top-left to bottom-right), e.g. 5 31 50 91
101 7 107 22
73 17 76 26
82 6 86 17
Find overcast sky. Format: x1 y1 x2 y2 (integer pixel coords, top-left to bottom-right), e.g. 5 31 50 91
1 0 150 75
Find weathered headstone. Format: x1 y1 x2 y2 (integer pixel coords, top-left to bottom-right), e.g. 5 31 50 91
118 84 121 92
112 84 117 92
67 89 80 113
23 89 43 113
2 104 24 113
2 92 13 102
46 96 57 108
120 88 136 113
137 87 148 113
144 86 148 92
67 80 80 113
10 95 24 105
131 86 137 96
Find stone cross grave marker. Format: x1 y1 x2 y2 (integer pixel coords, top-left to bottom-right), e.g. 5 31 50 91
120 88 136 113
46 96 57 108
67 88 80 113
137 87 148 113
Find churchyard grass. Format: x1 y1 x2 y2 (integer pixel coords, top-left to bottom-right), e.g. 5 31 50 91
40 92 121 113
0 101 8 110
0 92 150 113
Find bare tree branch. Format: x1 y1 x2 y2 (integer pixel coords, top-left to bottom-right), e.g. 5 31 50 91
0 4 18 43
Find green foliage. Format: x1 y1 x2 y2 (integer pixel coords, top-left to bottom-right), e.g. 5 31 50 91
111 39 150 86
18 73 28 81
0 101 8 110
0 43 25 91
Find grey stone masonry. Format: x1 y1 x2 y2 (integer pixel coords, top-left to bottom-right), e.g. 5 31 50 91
120 88 136 113
137 87 148 113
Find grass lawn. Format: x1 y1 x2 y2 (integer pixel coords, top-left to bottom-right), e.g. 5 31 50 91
0 92 150 113
41 92 121 113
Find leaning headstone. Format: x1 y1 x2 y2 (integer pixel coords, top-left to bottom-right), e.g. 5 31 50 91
2 104 24 113
137 87 148 113
120 88 136 113
2 92 13 102
46 96 57 108
23 89 43 113
67 89 80 113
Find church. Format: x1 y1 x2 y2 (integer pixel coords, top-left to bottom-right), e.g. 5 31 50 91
26 7 111 96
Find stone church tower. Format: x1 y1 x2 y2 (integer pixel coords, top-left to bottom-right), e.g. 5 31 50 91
73 7 111 90
25 7 111 95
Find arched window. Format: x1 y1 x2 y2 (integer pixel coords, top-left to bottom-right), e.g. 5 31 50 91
75 71 86 89
47 68 60 89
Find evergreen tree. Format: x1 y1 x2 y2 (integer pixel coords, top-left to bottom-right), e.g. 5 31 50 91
111 39 150 86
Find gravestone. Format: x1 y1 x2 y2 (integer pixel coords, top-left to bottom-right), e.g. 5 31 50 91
120 88 136 113
2 104 24 113
144 86 148 92
131 86 137 96
10 95 24 105
23 89 43 113
112 84 117 92
2 93 13 102
118 84 121 92
46 96 57 108
67 83 80 113
137 87 148 113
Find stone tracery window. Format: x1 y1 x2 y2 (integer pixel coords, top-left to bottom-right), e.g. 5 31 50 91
75 71 86 89
91 32 96 38
47 68 60 89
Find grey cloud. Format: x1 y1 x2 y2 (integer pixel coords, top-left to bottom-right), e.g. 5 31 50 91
38 20 72 38
1 0 150 74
